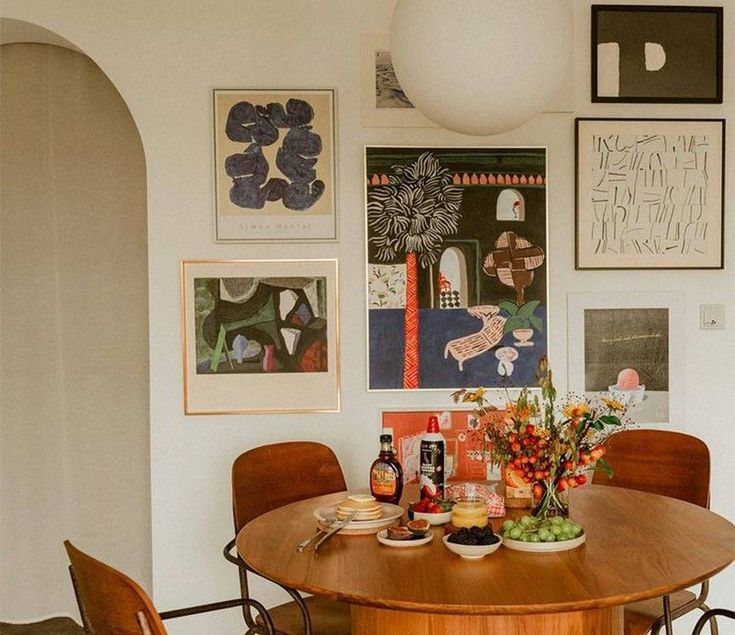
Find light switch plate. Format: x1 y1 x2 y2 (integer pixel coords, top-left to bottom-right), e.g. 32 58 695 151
700 304 726 330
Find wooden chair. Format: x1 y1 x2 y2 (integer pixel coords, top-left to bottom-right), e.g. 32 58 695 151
223 442 351 635
593 430 717 635
65 540 274 635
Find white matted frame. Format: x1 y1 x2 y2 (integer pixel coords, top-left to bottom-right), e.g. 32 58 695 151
575 118 725 270
213 88 337 242
360 34 573 128
567 292 685 428
360 34 437 128
181 259 339 414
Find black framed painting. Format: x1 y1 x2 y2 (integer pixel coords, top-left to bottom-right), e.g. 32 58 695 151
591 5 723 103
575 118 725 270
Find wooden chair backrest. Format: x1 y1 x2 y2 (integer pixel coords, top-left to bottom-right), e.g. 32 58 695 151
65 540 167 635
232 441 347 533
593 430 710 508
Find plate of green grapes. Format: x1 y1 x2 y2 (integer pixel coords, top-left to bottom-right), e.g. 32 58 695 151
501 515 585 552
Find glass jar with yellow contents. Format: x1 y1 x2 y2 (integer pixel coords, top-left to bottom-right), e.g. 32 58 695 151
451 499 488 528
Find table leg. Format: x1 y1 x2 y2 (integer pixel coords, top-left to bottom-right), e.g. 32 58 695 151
352 605 624 635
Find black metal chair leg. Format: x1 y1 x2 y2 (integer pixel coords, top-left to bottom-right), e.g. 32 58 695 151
692 608 732 635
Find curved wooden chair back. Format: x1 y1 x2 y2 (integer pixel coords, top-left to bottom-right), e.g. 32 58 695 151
593 430 710 508
232 441 347 533
65 540 167 635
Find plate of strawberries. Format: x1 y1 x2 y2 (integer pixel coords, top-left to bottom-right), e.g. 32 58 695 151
408 498 453 525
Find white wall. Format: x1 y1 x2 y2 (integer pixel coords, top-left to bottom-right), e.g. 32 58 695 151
0 1 732 632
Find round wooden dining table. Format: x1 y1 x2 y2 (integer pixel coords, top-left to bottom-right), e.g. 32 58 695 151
237 485 734 635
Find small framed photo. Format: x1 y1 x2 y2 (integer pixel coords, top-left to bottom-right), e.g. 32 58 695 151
575 118 725 270
213 89 336 242
181 259 339 414
591 4 723 103
360 34 437 128
360 34 573 127
567 292 685 427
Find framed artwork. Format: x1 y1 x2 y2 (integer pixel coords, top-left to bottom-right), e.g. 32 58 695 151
213 89 336 242
360 34 437 128
567 292 685 427
591 5 723 103
360 34 573 127
381 409 509 483
181 259 339 414
366 146 548 391
575 118 725 270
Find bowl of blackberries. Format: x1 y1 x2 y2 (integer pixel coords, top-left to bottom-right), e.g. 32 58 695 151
443 526 502 560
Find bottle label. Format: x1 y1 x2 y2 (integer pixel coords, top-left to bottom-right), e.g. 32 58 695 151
371 461 397 496
419 440 444 499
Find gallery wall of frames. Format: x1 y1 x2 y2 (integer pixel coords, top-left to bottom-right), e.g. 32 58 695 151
4 1 730 630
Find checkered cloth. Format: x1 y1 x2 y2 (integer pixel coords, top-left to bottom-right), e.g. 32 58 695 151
446 482 506 518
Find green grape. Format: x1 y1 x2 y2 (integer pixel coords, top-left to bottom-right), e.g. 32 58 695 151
529 534 541 542
543 532 556 542
550 516 564 526
570 523 583 537
520 533 531 542
509 526 523 540
550 524 563 536
559 530 572 541
537 527 550 541
502 519 516 531
519 515 534 528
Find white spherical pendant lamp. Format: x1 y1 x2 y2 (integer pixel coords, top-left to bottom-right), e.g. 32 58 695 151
390 0 572 135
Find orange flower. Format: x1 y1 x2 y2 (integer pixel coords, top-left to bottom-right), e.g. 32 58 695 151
507 402 531 422
563 403 588 419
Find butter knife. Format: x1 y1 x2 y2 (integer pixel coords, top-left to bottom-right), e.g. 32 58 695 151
297 520 335 552
313 510 359 552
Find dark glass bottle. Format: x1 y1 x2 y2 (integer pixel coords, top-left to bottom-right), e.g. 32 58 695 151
369 434 404 504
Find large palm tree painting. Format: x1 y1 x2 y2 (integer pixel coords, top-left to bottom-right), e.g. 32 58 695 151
366 146 548 390
368 153 463 388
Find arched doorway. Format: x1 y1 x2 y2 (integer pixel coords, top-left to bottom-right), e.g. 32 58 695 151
438 247 469 308
496 188 525 221
0 33 150 621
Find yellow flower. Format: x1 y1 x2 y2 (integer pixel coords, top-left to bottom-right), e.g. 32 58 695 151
463 387 486 402
563 403 588 419
603 397 625 412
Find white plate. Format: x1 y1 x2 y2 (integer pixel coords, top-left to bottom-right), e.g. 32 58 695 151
313 502 404 532
412 510 453 525
376 529 433 548
502 531 586 552
442 534 502 559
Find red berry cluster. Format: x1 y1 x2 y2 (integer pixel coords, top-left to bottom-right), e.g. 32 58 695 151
506 424 552 484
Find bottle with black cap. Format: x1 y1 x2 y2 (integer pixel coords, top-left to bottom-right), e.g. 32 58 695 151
369 433 404 504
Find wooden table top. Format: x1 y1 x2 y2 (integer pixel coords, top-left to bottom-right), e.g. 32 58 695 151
236 485 734 616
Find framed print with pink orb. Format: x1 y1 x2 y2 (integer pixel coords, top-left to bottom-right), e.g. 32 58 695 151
567 292 685 428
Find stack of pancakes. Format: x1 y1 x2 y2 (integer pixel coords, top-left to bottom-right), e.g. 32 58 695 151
335 494 383 521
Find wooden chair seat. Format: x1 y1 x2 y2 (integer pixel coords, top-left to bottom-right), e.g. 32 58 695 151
229 441 351 635
256 597 351 635
624 590 696 635
65 540 274 634
593 430 713 635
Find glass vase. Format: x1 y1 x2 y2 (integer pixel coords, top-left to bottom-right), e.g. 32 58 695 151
531 478 569 519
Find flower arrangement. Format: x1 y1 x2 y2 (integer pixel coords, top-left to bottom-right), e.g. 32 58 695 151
452 356 628 518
